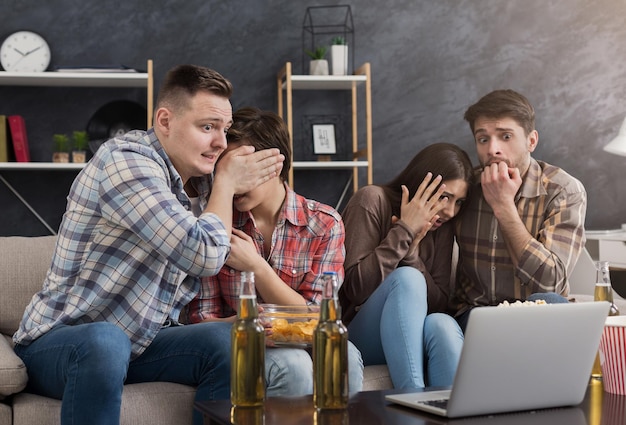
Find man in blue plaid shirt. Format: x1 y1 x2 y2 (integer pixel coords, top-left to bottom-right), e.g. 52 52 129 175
12 65 284 425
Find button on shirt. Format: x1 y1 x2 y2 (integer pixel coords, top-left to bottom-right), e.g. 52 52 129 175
453 158 587 313
186 183 345 322
13 129 230 358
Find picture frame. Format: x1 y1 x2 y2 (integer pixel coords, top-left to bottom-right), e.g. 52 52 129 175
312 124 337 154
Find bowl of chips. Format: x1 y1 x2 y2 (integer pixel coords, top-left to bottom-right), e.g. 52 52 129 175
260 304 320 348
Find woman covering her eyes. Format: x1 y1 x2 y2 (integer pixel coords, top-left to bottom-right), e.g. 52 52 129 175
339 142 474 390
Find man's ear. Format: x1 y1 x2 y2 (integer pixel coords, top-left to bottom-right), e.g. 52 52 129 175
154 107 171 135
527 129 539 153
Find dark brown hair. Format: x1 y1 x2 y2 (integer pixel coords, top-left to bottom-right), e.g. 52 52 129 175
381 143 474 218
463 89 535 136
156 64 233 111
227 107 291 181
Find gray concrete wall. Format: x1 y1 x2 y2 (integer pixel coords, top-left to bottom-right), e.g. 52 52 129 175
1 0 624 235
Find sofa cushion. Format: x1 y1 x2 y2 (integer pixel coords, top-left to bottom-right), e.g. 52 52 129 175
0 236 56 336
0 334 27 396
0 401 11 425
12 382 196 425
362 364 392 391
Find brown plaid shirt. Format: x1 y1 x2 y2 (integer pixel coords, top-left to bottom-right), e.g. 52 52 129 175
452 158 587 314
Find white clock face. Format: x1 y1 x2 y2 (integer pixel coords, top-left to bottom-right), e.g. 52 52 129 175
0 31 51 72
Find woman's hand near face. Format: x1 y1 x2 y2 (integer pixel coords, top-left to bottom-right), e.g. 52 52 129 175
397 173 449 245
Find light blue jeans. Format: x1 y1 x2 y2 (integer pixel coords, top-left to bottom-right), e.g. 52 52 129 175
347 266 464 389
14 321 232 425
266 340 363 396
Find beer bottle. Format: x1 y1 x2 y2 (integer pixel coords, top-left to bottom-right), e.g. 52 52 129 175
230 405 265 425
231 271 265 406
313 271 349 410
594 261 620 316
591 261 619 379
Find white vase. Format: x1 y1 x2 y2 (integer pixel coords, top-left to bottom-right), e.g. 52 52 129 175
331 45 348 75
310 59 329 76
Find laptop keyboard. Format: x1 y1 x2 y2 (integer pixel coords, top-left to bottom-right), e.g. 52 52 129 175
420 399 449 410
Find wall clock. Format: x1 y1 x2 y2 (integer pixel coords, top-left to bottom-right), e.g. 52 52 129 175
0 31 51 72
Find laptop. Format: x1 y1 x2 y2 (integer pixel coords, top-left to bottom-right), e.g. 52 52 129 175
385 301 609 418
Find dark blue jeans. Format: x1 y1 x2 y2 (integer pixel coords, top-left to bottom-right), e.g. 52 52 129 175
14 321 231 425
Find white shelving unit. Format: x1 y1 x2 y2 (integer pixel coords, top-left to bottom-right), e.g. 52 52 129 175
586 230 626 269
276 62 373 195
0 71 152 88
0 162 85 170
0 59 153 171
0 60 153 233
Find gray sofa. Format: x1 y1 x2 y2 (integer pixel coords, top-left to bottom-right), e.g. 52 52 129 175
3 235 618 425
0 236 391 425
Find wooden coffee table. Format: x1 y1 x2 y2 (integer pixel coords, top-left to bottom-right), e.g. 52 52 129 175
195 379 626 424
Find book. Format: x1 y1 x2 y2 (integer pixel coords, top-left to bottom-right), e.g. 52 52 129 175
7 115 30 162
0 115 9 162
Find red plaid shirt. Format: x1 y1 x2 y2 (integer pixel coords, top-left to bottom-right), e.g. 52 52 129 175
186 184 345 322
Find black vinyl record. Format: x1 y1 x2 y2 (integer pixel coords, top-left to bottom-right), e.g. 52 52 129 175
86 100 147 154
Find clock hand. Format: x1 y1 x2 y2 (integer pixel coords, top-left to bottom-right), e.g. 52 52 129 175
13 47 26 56
12 55 26 67
24 45 43 56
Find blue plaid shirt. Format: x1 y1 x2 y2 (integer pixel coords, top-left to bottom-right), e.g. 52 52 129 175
13 129 229 358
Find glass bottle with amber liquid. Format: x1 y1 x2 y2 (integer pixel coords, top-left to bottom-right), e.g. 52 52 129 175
230 405 265 425
313 271 349 410
231 271 265 406
591 260 619 379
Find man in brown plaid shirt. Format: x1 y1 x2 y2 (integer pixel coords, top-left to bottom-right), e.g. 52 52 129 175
452 89 587 331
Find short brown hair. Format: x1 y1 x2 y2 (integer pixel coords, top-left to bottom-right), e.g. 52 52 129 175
156 64 233 112
227 107 291 181
463 89 535 136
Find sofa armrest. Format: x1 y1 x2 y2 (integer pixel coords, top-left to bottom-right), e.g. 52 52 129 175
0 335 27 397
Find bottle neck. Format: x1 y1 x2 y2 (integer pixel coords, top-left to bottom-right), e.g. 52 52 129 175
596 270 611 285
238 295 258 319
320 273 340 322
238 271 258 319
320 297 339 322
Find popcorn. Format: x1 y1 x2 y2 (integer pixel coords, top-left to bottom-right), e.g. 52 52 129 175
497 299 547 307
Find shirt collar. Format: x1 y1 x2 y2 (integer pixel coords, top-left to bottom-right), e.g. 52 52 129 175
146 129 181 186
518 157 547 199
146 129 212 207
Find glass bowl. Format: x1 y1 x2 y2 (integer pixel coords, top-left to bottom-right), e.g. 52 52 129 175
259 304 320 348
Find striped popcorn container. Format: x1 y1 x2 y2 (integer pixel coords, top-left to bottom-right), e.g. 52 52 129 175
599 316 626 394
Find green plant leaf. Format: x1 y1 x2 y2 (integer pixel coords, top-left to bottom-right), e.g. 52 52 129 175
52 133 70 152
305 46 328 60
72 130 89 151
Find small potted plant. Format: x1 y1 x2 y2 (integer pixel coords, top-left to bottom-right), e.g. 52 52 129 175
52 133 70 163
305 46 328 76
71 130 89 163
330 36 348 76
